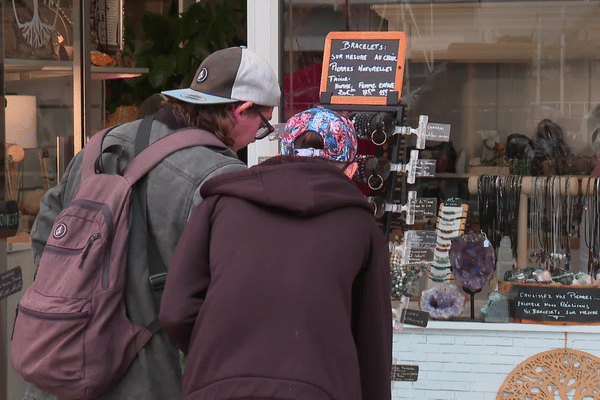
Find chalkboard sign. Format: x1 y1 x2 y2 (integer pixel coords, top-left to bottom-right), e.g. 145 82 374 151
507 283 600 324
392 364 419 382
413 197 437 217
404 230 437 248
0 267 23 301
402 308 429 327
0 200 19 238
320 31 407 106
415 159 437 178
406 248 434 264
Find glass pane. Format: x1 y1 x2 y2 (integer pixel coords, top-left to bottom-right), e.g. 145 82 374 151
4 0 74 234
284 1 600 162
283 0 600 314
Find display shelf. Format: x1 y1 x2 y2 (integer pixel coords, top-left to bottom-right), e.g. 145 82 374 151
434 173 473 179
5 59 72 81
5 59 148 82
91 66 149 80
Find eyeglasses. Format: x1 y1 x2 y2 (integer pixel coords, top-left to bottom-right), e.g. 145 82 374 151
255 109 275 140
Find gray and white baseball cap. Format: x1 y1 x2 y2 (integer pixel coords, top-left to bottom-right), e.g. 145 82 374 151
162 47 280 107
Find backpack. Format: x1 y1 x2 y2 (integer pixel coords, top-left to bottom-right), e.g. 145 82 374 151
10 122 227 400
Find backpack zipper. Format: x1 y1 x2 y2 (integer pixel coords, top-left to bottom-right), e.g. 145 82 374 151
78 233 101 269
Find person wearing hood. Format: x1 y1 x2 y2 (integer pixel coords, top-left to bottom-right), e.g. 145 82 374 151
159 107 392 400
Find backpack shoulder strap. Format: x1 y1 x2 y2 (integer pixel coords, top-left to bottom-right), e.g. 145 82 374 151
81 126 118 182
123 128 228 185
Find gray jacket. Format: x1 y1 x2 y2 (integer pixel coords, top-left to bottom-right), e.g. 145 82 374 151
25 110 247 400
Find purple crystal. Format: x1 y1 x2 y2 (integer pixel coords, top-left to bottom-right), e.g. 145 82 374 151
449 233 496 293
419 284 465 319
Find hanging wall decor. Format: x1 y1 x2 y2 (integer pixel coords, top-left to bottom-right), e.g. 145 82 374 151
5 0 73 59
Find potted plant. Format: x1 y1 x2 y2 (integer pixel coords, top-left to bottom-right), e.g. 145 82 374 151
105 0 246 120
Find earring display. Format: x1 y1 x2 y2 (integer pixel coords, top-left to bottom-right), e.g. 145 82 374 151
324 102 451 309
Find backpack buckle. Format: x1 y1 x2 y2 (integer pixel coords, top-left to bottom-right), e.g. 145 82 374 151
149 272 167 291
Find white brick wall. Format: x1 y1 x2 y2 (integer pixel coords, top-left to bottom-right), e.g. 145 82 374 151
392 321 600 400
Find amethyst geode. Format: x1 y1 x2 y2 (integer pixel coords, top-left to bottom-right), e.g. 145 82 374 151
449 233 496 293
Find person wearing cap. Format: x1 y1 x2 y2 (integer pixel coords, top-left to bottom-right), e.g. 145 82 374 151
160 107 392 400
25 47 280 400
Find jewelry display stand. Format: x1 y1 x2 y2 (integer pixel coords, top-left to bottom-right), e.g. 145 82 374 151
466 176 600 325
323 104 408 239
429 203 467 286
467 176 579 270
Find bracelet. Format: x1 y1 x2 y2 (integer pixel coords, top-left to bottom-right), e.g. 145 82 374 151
429 274 451 283
439 220 463 228
437 228 457 234
437 234 458 241
440 209 463 216
440 216 465 223
434 255 450 263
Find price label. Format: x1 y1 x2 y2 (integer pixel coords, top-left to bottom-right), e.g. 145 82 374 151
413 197 437 217
415 159 436 177
0 267 23 301
405 230 437 248
425 123 451 142
407 248 434 263
392 364 419 381
401 308 430 327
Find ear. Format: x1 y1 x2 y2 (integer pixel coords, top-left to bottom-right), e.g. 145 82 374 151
343 161 358 179
233 101 254 116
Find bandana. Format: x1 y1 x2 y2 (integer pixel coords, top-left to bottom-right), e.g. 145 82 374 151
280 107 358 163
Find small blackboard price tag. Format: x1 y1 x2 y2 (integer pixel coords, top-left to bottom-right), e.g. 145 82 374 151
0 267 23 301
425 123 452 142
415 159 437 178
0 200 19 239
407 248 433 264
413 197 437 217
405 230 437 248
402 308 430 327
444 198 463 207
392 364 419 382
508 284 600 324
320 31 407 106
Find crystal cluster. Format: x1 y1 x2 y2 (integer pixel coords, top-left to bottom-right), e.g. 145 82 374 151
419 284 465 319
449 233 495 294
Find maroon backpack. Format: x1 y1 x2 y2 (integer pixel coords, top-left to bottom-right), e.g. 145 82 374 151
10 124 226 400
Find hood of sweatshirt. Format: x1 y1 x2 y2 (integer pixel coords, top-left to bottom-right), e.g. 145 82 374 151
200 156 373 217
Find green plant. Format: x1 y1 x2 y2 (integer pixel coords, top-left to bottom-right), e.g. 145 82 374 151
106 0 246 115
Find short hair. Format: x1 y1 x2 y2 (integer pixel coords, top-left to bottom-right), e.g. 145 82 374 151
166 98 236 147
293 131 324 150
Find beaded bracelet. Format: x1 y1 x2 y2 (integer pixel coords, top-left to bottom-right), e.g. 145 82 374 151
431 263 451 271
428 274 451 283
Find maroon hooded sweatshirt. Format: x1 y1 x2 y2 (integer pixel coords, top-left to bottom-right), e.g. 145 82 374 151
159 156 392 400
